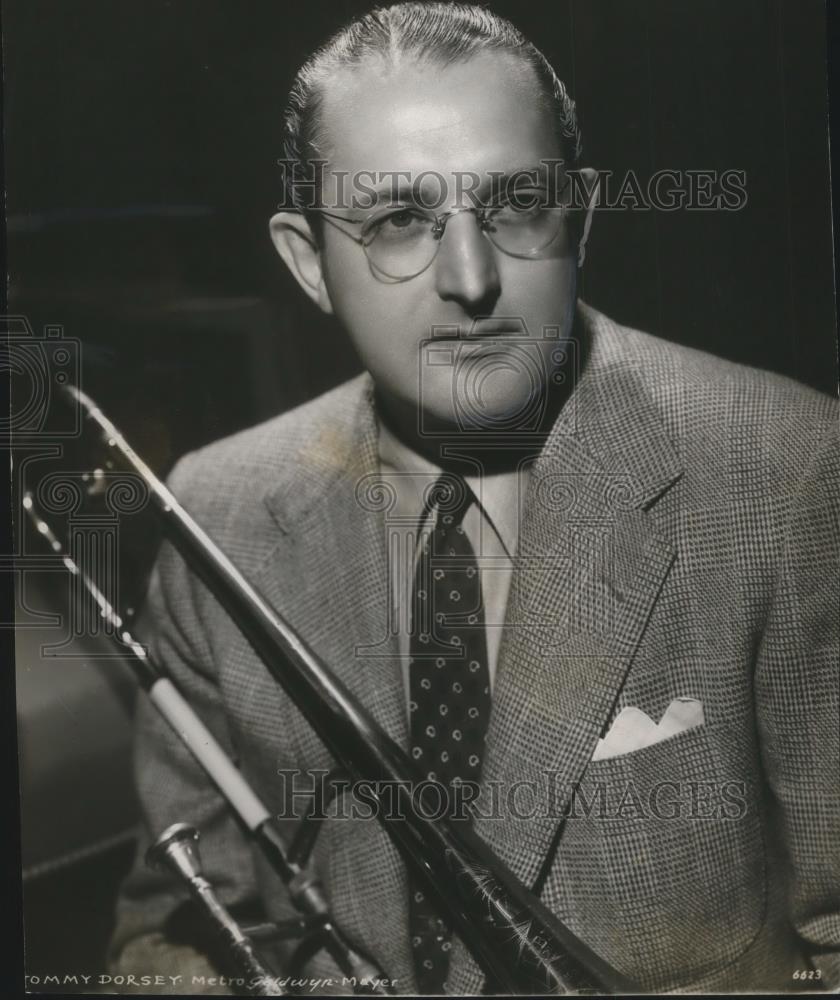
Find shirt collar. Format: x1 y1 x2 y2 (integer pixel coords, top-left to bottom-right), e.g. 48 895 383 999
377 418 525 559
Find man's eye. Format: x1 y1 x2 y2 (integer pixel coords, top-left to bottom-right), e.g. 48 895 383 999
382 209 422 229
365 208 428 241
492 200 544 221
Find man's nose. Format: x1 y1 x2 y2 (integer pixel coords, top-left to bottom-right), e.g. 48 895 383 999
433 211 501 311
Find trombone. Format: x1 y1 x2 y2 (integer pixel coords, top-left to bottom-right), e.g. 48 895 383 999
23 492 389 998
25 384 637 996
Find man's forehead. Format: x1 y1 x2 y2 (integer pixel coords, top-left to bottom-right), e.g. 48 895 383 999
317 51 560 178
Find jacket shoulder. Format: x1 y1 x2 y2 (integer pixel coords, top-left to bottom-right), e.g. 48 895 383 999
166 374 369 522
604 313 835 436
582 304 838 489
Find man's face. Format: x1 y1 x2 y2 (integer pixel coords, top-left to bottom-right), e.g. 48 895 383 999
316 52 579 439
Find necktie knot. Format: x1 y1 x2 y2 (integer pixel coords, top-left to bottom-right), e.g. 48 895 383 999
426 473 473 530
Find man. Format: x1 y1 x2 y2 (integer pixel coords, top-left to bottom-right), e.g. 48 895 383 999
110 3 839 994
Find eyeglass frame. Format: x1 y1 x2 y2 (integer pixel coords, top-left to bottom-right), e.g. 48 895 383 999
303 177 576 282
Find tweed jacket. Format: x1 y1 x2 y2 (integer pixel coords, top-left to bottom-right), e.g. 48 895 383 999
111 303 840 994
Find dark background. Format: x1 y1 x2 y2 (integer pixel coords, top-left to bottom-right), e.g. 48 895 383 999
4 0 838 468
3 0 838 995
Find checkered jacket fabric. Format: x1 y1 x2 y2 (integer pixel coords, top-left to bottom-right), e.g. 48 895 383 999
110 302 839 994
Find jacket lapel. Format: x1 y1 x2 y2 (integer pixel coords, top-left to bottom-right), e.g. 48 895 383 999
255 374 407 754
447 306 683 993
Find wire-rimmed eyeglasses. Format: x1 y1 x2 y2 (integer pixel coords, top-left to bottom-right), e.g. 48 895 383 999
309 188 574 282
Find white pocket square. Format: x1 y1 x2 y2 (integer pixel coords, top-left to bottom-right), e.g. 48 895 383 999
591 697 705 762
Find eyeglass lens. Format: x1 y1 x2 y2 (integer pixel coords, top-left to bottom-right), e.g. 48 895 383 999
362 205 566 280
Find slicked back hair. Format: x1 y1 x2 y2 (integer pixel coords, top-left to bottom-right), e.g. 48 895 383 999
282 2 582 211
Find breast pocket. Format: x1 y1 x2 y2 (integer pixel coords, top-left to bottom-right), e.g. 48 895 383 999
540 721 767 990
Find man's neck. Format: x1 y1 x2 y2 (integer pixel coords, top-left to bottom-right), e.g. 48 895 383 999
373 392 560 476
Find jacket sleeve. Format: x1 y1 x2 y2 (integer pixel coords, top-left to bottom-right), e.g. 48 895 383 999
754 420 840 990
107 453 262 991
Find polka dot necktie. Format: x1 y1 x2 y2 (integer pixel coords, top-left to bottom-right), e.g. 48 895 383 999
408 473 491 995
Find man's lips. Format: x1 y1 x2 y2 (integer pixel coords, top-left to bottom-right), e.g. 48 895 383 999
432 318 526 340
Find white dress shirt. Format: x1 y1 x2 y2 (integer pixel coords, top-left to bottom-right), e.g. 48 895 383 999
377 421 530 712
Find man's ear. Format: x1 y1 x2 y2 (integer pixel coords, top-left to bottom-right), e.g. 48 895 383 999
575 166 600 269
269 212 334 314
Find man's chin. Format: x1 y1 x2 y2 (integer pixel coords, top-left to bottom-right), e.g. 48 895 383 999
374 380 560 458
415 396 550 436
